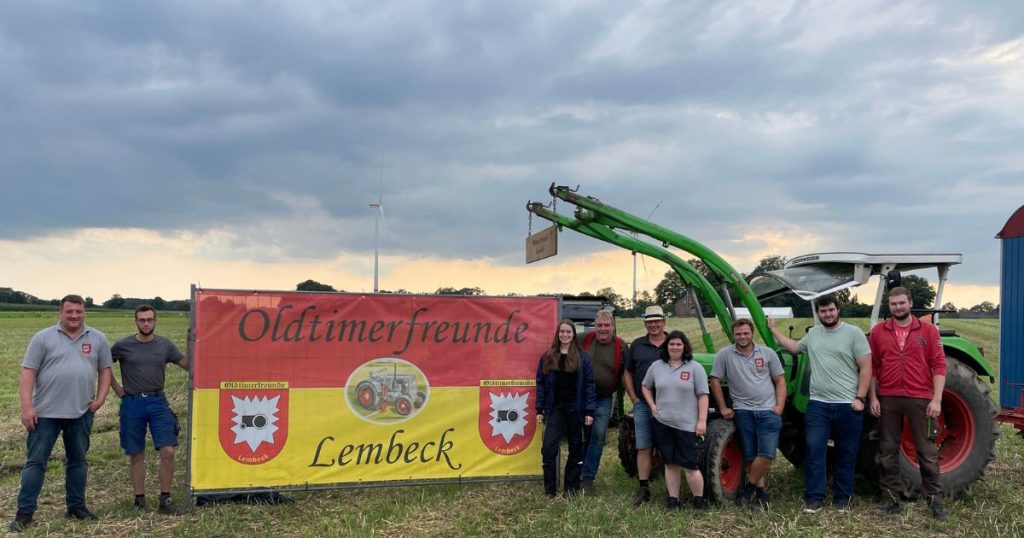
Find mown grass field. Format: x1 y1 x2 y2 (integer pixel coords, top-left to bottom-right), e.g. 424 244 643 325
1 311 1022 537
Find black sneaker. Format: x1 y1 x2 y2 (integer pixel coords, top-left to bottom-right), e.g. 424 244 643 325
665 496 680 511
874 499 902 516
158 497 185 516
692 496 708 514
66 505 98 520
737 482 753 508
803 500 824 514
133 496 146 510
8 511 32 533
581 479 595 496
928 498 948 521
632 486 651 508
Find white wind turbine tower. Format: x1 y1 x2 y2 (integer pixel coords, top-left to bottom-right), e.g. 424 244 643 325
369 160 386 292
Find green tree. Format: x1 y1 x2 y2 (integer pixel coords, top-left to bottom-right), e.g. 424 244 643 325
103 294 126 309
654 270 687 308
296 279 336 292
968 301 997 313
899 275 936 310
435 287 485 296
594 287 628 311
751 254 787 274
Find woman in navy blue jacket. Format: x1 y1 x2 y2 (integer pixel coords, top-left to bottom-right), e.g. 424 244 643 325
535 319 597 497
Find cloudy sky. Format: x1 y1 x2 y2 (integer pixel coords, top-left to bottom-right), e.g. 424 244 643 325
1 1 1021 307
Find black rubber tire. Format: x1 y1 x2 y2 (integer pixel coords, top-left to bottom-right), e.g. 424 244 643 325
618 412 638 477
355 381 378 410
414 391 426 408
703 419 744 503
900 358 998 497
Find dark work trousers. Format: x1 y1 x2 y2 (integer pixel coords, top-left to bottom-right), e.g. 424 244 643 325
878 395 942 499
541 402 584 495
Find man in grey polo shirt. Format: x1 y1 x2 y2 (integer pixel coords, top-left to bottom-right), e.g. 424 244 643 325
710 318 786 510
10 294 113 533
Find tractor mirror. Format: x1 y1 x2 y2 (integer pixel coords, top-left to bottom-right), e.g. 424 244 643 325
885 270 902 291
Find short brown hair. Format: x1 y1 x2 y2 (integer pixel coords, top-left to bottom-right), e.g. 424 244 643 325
60 294 85 309
135 304 156 319
731 318 755 332
887 287 912 301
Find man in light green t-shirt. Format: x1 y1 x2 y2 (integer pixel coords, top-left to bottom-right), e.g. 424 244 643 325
769 294 871 514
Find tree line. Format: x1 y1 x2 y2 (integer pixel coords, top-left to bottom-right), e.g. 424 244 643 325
3 263 1000 317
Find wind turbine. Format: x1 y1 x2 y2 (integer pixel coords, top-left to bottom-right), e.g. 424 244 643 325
632 200 663 311
369 159 385 292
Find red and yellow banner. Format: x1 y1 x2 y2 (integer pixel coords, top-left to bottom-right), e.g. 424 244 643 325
189 290 557 491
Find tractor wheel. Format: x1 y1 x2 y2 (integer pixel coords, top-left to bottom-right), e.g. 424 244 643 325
617 411 638 477
703 419 745 503
355 381 378 410
394 395 414 416
414 391 427 409
896 358 998 497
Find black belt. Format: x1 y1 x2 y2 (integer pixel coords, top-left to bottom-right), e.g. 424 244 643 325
125 391 164 397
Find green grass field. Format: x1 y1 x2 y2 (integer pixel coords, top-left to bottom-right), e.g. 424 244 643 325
1 311 1023 537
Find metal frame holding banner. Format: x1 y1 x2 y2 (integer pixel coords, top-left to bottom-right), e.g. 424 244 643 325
185 287 559 498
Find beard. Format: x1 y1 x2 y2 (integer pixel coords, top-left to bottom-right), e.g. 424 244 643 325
821 317 840 328
892 310 911 321
138 327 155 336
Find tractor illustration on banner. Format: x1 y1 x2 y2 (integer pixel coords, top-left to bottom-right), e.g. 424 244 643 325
346 358 429 424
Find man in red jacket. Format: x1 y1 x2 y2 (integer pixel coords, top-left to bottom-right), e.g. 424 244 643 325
868 287 947 520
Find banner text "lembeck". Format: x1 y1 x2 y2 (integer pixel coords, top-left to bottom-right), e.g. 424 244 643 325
238 306 529 355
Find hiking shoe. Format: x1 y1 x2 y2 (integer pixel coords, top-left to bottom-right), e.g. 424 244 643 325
928 498 948 521
874 499 902 516
803 500 824 514
665 496 680 511
158 497 185 516
8 511 32 533
692 496 708 514
754 487 770 511
632 486 651 508
66 505 98 520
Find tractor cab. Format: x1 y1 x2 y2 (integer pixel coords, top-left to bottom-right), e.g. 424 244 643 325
748 252 962 327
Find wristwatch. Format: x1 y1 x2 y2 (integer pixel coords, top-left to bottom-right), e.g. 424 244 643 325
855 396 867 404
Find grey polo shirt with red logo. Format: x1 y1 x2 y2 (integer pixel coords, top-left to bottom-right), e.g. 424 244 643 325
22 323 113 418
710 344 784 411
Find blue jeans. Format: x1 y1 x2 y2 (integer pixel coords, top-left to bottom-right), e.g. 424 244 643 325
582 396 613 480
734 409 782 462
17 412 94 512
803 401 863 504
632 400 654 450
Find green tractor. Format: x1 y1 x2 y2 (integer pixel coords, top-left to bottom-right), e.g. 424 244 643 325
527 184 998 501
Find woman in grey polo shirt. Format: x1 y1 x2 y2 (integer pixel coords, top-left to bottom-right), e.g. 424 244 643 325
641 330 709 512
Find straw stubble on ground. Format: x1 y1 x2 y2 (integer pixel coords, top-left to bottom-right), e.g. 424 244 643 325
0 311 1021 537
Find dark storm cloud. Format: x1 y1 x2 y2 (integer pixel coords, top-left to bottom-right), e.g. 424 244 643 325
1 0 1021 288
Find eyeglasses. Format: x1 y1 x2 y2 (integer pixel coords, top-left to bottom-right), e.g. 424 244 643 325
137 319 156 324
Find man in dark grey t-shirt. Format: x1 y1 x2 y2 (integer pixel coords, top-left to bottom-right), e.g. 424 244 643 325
111 304 188 515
